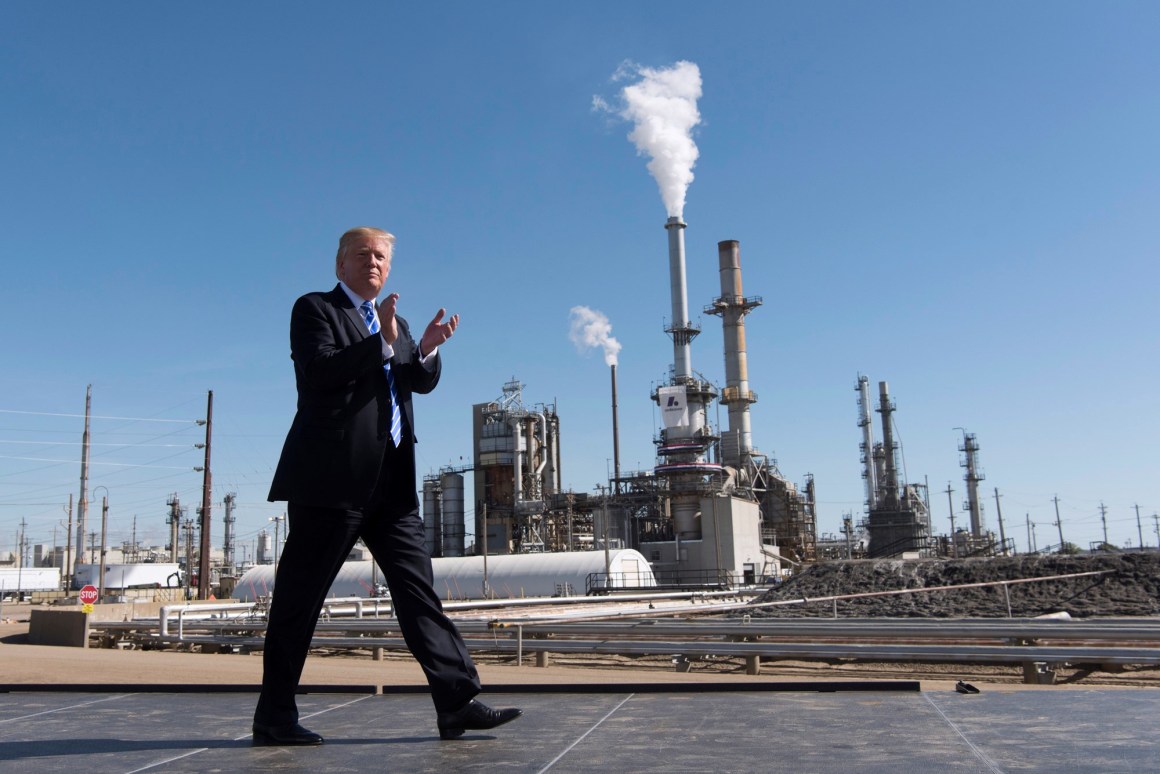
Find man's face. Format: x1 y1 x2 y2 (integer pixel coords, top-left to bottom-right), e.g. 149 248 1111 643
338 236 391 299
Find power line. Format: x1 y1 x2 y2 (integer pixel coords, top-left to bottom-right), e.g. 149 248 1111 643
0 440 199 448
0 455 199 470
0 408 200 423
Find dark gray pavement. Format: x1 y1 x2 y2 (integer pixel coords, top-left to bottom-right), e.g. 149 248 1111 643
0 686 1156 772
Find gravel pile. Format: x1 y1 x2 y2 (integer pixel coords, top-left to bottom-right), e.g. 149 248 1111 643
751 552 1160 618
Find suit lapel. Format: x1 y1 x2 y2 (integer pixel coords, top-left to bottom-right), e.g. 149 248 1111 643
329 285 372 341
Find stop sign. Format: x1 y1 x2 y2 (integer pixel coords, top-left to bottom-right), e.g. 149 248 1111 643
78 585 99 605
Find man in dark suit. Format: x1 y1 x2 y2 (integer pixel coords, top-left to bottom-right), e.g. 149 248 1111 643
253 226 521 745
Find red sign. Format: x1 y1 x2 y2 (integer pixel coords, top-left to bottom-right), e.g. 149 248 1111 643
78 585 99 605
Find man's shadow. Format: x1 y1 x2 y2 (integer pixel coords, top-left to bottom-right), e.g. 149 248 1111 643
0 734 489 761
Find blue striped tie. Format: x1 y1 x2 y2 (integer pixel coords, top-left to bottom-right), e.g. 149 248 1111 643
360 301 404 447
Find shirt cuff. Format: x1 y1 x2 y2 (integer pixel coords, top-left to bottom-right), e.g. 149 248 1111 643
418 345 438 370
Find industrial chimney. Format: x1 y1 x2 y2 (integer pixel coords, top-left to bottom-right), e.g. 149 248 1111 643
705 239 761 467
654 217 718 541
664 216 696 380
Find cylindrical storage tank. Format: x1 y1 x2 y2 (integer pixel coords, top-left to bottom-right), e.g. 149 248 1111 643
232 549 656 602
440 472 465 557
422 479 442 557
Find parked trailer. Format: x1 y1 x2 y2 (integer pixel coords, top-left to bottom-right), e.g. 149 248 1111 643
0 567 61 597
73 563 183 590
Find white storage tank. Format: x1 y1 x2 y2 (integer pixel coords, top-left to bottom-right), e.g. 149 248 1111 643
233 549 655 602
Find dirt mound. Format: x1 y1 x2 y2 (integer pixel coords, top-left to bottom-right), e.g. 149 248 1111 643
751 552 1160 618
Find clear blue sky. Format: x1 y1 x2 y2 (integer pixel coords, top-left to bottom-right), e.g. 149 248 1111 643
2 2 1157 562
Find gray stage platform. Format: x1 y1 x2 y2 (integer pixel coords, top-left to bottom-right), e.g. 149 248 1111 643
0 686 1156 772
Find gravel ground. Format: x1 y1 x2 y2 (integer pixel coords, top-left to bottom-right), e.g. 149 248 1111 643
751 552 1160 618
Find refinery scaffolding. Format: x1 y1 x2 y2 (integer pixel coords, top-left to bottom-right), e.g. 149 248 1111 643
856 377 934 558
470 379 580 555
420 219 820 589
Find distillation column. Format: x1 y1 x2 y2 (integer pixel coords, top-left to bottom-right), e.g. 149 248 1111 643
960 432 985 536
856 376 878 512
877 382 900 510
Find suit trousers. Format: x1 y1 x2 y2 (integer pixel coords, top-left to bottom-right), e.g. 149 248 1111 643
254 441 481 727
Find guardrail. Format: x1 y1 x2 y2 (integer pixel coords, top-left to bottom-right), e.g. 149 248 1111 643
91 569 1158 685
95 608 1160 685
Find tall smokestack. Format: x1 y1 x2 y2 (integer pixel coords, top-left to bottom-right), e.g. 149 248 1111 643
707 239 761 467
665 216 693 379
611 363 621 494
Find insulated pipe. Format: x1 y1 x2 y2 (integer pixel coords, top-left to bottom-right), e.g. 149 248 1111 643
534 413 548 479
665 217 692 380
552 415 562 491
510 417 523 504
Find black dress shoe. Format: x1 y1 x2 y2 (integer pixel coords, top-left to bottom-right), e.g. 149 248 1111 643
437 699 522 740
252 722 324 746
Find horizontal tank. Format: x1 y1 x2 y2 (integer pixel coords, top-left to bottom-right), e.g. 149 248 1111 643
233 549 656 601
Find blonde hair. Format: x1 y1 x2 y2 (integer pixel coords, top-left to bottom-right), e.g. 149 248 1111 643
335 227 395 278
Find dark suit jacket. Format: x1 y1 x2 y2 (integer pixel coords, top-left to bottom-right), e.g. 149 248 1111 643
268 284 440 509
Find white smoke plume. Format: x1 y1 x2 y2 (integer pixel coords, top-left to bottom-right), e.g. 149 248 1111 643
569 305 622 367
594 60 703 218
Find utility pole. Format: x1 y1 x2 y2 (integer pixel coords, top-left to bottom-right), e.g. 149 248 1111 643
1025 514 1032 553
197 390 213 600
1099 501 1108 548
993 487 1009 555
63 493 73 591
17 520 26 598
75 384 92 580
98 494 108 600
945 483 957 558
1052 495 1066 551
1134 504 1143 551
